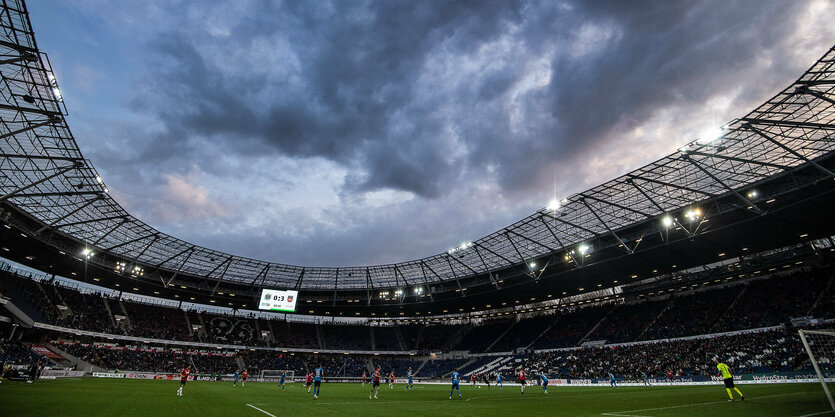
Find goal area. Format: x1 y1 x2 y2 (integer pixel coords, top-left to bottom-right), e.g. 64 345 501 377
798 329 835 412
260 370 295 382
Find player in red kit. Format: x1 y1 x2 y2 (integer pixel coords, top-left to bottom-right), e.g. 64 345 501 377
176 365 193 397
306 372 314 393
518 369 527 394
369 366 381 399
362 371 367 387
389 371 395 389
242 369 248 387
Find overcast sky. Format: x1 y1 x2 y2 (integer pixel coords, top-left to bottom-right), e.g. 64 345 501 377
27 0 834 267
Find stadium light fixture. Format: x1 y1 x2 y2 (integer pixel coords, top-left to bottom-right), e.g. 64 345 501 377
684 208 702 221
529 262 536 268
661 215 674 228
747 190 758 198
696 126 724 145
81 248 93 258
447 241 473 254
578 244 590 255
546 198 561 211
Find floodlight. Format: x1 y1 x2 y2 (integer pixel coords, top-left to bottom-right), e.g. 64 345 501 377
529 262 536 268
578 244 590 255
661 215 674 228
696 126 723 145
747 190 757 198
546 198 561 211
684 208 702 221
81 248 93 258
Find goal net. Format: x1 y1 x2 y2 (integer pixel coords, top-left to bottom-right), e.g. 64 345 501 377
799 329 835 412
260 369 295 382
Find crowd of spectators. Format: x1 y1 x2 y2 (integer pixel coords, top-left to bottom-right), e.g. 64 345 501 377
0 338 44 366
52 287 120 334
522 327 811 380
2 261 833 355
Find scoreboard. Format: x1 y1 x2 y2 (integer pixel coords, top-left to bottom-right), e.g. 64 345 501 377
258 289 299 312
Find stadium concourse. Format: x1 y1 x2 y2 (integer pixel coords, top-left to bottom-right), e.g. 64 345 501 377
2 0 835 414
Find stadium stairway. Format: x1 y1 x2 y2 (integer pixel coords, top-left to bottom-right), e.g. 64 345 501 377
484 320 517 352
525 315 562 349
707 286 748 334
807 267 835 314
444 324 473 351
0 286 43 325
394 326 407 350
633 299 674 342
414 325 426 350
0 297 35 327
195 312 208 341
101 297 117 329
315 324 325 349
443 358 477 379
577 306 615 346
183 311 194 340
117 299 132 328
235 355 247 371
45 342 105 374
265 319 275 345
413 358 429 376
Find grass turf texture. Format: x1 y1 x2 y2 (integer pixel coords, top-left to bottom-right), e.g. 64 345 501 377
1 379 832 416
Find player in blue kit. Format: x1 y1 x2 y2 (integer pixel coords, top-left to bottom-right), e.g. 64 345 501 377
233 369 240 387
496 372 503 389
276 371 286 391
449 368 462 399
404 367 414 391
312 365 323 399
642 372 651 387
609 372 618 388
539 374 549 394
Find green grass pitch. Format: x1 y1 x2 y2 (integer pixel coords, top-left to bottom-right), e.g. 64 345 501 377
0 379 832 416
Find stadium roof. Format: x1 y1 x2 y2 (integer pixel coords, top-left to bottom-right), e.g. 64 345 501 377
1 0 834 291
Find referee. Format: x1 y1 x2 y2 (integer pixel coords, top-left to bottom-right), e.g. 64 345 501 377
716 360 745 402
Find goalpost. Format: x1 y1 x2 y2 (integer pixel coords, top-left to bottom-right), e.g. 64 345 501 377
798 329 835 412
260 370 295 383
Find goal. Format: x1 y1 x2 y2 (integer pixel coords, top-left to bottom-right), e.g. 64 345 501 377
799 329 835 412
260 369 295 382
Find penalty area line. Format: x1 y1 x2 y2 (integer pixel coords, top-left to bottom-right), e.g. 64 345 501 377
600 392 806 416
246 403 277 417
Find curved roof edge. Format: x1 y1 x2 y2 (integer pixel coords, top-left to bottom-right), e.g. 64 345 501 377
0 0 833 289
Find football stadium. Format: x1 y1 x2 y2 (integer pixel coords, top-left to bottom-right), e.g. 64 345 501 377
1 0 835 416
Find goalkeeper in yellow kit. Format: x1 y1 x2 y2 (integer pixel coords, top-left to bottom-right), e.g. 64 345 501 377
716 361 744 401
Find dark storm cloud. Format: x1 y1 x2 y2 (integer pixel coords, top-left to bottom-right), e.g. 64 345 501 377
126 0 811 199
30 0 834 265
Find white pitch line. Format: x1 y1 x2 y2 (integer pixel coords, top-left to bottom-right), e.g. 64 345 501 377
246 403 277 417
795 411 835 417
600 392 805 416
